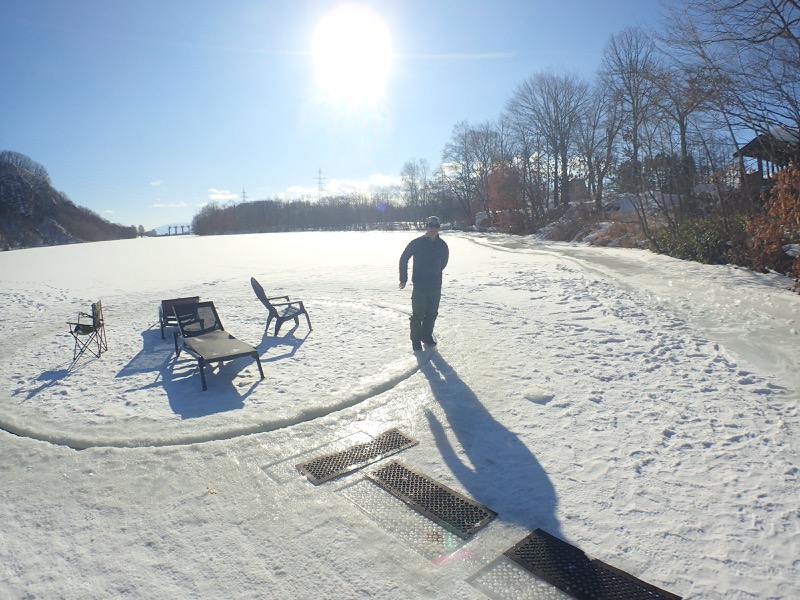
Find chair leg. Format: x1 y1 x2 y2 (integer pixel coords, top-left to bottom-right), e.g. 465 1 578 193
96 327 107 357
304 311 312 331
71 332 101 364
198 357 208 391
254 354 265 380
72 335 85 363
85 334 101 358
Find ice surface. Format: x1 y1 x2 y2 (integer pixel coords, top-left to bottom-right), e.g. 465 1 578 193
1 231 798 599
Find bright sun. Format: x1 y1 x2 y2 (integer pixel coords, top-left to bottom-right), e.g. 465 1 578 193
311 4 392 108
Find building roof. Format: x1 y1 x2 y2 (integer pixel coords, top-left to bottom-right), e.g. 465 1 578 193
734 126 800 166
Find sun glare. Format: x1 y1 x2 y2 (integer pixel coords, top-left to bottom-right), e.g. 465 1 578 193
311 4 392 109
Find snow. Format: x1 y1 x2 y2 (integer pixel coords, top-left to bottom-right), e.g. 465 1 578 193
1 231 798 599
768 125 800 145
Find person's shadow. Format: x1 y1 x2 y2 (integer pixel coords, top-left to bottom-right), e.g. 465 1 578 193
421 351 561 537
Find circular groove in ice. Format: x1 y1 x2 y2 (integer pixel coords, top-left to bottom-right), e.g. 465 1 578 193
0 299 429 449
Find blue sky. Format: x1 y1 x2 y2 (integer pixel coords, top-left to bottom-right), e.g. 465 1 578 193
1 1 662 229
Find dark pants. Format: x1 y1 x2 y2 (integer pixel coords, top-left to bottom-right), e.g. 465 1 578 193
410 285 441 344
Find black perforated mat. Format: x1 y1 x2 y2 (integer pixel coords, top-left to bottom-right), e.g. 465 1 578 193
297 429 418 484
504 529 682 600
367 460 496 539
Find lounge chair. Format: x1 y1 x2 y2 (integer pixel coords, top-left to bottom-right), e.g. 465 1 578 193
172 301 264 391
251 277 312 336
67 300 108 364
159 296 200 339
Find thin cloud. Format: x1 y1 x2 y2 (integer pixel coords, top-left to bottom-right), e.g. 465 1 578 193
208 188 239 201
150 201 187 209
280 173 400 200
367 173 401 187
150 180 164 187
283 186 316 198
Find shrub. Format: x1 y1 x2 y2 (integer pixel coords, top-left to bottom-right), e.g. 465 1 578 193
650 217 742 264
744 166 800 285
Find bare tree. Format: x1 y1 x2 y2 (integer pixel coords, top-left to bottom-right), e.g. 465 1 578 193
501 110 542 226
666 0 799 152
430 164 457 226
442 121 479 224
469 121 502 221
649 62 711 190
507 71 589 206
487 116 532 230
400 158 432 225
688 0 799 118
575 84 625 210
601 27 661 189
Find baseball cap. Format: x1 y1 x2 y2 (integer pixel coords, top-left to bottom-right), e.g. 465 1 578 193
426 216 441 228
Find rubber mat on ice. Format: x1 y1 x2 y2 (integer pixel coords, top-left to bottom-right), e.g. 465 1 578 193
366 460 496 539
504 529 682 600
296 428 417 484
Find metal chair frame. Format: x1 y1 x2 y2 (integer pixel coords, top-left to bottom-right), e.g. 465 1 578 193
67 300 108 364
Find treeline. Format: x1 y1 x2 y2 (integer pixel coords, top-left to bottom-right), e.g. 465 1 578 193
55 201 138 243
403 0 799 278
416 2 797 240
0 151 137 249
192 0 799 284
192 195 423 235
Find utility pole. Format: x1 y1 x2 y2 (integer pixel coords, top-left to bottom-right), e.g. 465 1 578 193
241 188 247 203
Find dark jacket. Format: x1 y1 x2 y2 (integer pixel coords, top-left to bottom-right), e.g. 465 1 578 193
399 234 449 288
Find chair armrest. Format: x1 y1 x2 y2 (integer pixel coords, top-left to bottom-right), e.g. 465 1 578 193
272 301 303 308
267 295 290 301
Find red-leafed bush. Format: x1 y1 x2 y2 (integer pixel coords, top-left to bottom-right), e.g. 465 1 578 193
745 166 800 290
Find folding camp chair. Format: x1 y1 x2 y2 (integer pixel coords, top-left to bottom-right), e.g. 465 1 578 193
251 277 312 336
67 300 108 364
172 300 264 391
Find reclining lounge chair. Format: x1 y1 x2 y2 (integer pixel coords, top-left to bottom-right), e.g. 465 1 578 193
251 277 312 336
172 301 264 391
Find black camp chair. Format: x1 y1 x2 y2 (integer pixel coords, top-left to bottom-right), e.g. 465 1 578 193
251 277 312 336
67 300 108 364
172 301 264 391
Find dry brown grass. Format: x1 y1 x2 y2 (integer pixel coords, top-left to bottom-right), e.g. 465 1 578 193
588 212 646 248
541 205 647 248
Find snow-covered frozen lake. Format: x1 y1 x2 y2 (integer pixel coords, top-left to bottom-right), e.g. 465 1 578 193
1 231 798 598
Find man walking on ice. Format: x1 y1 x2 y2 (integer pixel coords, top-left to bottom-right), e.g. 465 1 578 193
399 216 449 352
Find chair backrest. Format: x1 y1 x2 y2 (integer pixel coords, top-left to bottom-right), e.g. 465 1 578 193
161 296 200 318
251 277 278 317
91 301 104 329
173 301 224 337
